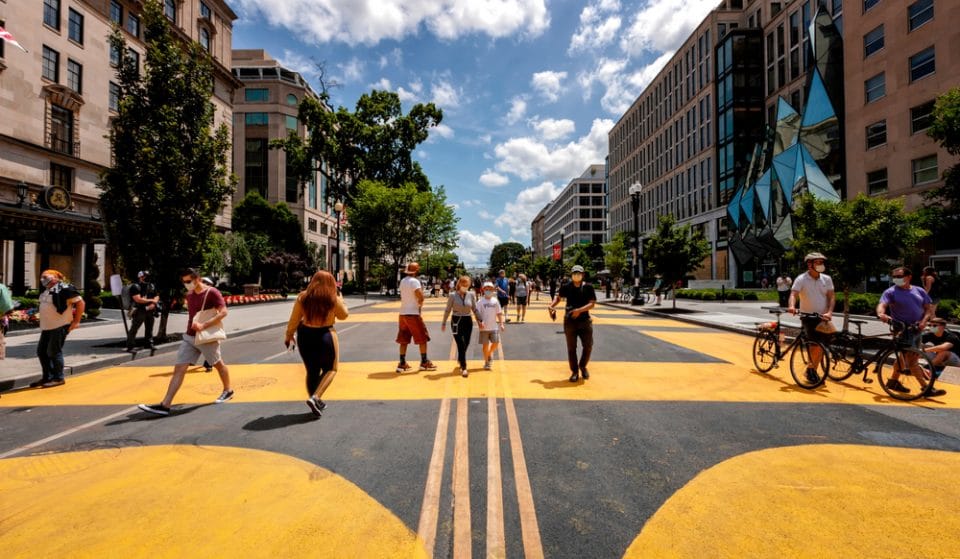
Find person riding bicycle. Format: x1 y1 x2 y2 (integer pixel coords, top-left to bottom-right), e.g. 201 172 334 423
787 252 835 384
876 266 934 395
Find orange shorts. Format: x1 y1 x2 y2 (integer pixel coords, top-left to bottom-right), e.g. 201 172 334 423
396 315 430 345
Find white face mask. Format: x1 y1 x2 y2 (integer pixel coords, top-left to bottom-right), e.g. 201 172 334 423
484 290 495 298
183 281 197 291
41 276 55 287
814 264 825 273
892 277 905 287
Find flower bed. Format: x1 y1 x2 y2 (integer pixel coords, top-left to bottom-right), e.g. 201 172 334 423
7 308 39 326
223 294 287 306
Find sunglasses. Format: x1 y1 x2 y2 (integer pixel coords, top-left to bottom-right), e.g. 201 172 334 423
892 274 905 278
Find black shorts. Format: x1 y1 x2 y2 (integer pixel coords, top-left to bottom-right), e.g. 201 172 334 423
516 295 528 305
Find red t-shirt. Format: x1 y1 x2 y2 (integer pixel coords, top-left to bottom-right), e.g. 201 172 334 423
186 287 225 336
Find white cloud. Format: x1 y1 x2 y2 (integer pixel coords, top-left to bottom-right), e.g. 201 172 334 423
531 71 568 103
479 170 510 188
505 97 527 125
431 123 455 139
379 48 403 69
397 79 423 103
577 51 672 115
532 118 576 141
431 80 461 109
337 57 365 82
568 1 622 53
277 49 314 76
494 181 562 237
456 230 503 267
478 209 495 220
492 118 613 181
620 0 717 56
461 199 482 208
233 0 549 46
371 77 392 90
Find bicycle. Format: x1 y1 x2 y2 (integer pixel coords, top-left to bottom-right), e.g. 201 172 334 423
752 306 832 389
828 318 934 401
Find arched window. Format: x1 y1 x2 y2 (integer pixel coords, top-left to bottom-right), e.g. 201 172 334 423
287 94 298 106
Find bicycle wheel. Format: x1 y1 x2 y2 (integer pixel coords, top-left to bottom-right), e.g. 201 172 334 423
877 347 934 401
789 339 830 389
752 330 779 373
827 335 858 381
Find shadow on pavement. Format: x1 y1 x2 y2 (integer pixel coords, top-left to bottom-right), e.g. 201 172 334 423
530 378 585 390
242 412 318 431
105 403 214 425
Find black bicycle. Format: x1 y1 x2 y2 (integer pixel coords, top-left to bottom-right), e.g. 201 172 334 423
828 318 934 401
752 307 832 389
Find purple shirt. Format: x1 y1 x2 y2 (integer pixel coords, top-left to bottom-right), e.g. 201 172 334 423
879 285 930 324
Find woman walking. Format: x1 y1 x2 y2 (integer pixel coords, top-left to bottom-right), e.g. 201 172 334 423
441 275 480 377
921 266 942 315
284 271 349 417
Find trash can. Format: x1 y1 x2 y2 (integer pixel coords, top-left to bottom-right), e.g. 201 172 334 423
243 284 260 297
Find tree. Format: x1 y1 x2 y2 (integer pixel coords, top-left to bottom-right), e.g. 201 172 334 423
603 231 630 280
563 243 596 276
417 249 460 280
99 0 235 337
791 194 929 324
644 215 711 308
488 243 528 277
924 87 960 249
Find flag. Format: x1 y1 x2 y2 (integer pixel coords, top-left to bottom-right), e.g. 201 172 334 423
339 207 347 226
0 26 28 53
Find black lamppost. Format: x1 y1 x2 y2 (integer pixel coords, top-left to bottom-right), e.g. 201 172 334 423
334 201 344 281
629 183 644 305
16 181 28 207
558 226 565 281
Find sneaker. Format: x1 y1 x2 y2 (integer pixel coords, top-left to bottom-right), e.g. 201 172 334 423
483 360 492 370
580 368 590 380
138 403 170 416
305 397 322 417
41 379 65 388
29 380 47 388
927 388 947 398
419 361 438 372
805 368 819 384
396 362 412 373
214 389 234 403
569 371 579 382
461 368 469 378
885 379 910 393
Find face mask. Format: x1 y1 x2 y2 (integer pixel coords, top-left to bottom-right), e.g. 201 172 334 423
184 281 197 291
892 278 905 287
41 276 54 287
484 291 495 298
814 265 825 273
572 273 583 282
458 286 468 294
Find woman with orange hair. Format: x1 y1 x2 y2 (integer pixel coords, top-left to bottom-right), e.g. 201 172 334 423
33 269 84 388
284 271 349 417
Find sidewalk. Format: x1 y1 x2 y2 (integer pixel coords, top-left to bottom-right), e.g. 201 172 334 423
0 294 383 393
597 294 960 386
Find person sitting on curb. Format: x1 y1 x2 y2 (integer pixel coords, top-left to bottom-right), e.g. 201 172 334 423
921 317 955 398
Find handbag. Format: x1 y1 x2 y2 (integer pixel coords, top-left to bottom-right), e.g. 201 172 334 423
192 288 226 344
815 319 837 335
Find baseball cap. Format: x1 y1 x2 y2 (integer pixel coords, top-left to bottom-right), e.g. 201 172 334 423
804 252 827 262
929 317 947 325
482 281 495 289
201 277 214 286
571 265 585 273
137 271 147 278
404 262 420 275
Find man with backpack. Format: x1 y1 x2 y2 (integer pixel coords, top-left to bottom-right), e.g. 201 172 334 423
126 271 160 353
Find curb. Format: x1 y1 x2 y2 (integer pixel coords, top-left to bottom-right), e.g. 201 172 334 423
598 300 757 336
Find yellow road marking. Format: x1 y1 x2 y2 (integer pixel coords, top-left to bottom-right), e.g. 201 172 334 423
0 446 427 558
417 398 451 558
486 363 506 559
453 397 472 558
624 444 960 558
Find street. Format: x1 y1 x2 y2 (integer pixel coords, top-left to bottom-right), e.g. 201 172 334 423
2 297 960 558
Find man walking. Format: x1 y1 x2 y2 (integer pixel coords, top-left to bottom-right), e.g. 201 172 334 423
496 269 511 323
126 271 159 353
138 268 233 416
787 252 834 385
549 265 597 382
395 262 437 373
776 272 792 308
31 269 85 388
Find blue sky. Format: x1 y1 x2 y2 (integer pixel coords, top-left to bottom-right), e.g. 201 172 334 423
231 0 717 266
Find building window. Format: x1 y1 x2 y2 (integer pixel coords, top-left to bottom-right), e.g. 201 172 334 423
245 139 268 197
863 25 884 57
67 59 82 94
245 88 268 102
50 162 74 191
127 48 140 76
864 73 885 103
308 218 317 232
200 2 212 19
199 27 210 51
287 94 298 106
164 0 176 23
126 14 140 38
245 112 268 126
865 120 886 149
863 0 880 12
908 0 934 32
110 43 121 67
285 115 298 130
44 0 60 30
912 155 938 185
109 81 121 112
68 8 83 44
910 100 936 134
42 46 59 82
110 0 122 24
909 47 935 82
286 160 299 203
867 169 888 195
771 2 782 16
50 105 74 155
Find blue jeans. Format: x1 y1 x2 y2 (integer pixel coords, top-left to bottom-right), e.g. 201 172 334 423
37 325 69 381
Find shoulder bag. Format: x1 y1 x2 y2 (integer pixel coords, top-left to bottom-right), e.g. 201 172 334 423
193 288 227 344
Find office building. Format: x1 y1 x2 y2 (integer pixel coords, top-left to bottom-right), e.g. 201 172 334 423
540 165 606 262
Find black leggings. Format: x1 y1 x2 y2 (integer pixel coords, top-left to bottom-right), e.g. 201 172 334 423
451 315 473 369
297 325 336 395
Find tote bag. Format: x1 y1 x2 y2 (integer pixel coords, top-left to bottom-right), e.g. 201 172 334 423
192 288 227 344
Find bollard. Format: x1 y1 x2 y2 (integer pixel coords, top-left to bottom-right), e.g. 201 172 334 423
721 285 726 303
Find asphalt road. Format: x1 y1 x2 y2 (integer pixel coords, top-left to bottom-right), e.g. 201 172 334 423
2 298 960 558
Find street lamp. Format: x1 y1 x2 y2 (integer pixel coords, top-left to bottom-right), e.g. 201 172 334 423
334 201 344 281
16 181 28 207
558 226 565 282
629 183 644 305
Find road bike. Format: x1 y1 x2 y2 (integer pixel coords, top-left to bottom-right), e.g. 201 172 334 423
752 307 832 389
828 318 934 401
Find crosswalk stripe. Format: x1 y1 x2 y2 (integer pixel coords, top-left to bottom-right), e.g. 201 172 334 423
487 364 506 558
453 397 472 558
417 397 451 557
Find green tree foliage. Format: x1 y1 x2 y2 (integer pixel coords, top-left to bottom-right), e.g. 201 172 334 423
417 250 460 280
563 243 596 276
99 0 234 336
488 243 528 277
231 192 311 286
791 194 929 322
925 87 960 248
603 231 630 280
644 215 711 308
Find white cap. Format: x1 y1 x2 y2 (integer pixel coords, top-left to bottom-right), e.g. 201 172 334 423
482 281 495 289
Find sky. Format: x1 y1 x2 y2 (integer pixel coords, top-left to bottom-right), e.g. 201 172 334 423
231 0 719 267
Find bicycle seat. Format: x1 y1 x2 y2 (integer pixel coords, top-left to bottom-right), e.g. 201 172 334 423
848 319 868 326
764 307 784 315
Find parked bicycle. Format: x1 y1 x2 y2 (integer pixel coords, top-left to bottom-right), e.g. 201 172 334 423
752 307 832 389
828 318 934 401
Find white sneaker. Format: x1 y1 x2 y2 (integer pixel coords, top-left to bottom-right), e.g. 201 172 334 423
483 361 492 370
